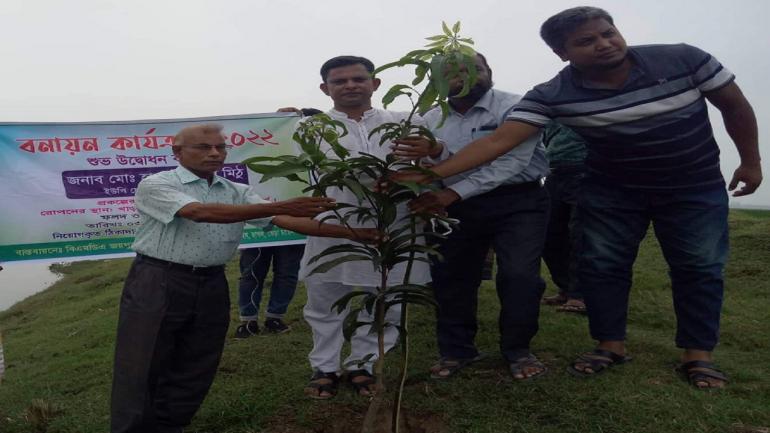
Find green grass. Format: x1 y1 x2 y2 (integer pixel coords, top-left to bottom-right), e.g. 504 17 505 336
1 209 769 433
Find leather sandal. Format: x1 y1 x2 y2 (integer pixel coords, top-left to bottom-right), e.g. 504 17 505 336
676 360 728 390
567 349 632 377
347 369 377 396
304 371 339 400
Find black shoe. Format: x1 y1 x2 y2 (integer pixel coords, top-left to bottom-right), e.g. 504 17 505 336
234 320 259 338
263 318 291 334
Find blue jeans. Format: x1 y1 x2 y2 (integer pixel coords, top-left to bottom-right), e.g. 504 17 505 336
237 244 305 321
577 181 729 351
432 183 549 362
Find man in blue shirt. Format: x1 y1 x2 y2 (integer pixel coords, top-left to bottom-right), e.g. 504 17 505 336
111 124 377 433
402 7 761 389
393 53 550 381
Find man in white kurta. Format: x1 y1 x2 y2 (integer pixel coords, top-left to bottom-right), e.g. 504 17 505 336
300 56 430 398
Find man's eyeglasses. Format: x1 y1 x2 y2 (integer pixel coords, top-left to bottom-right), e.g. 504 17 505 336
185 143 233 152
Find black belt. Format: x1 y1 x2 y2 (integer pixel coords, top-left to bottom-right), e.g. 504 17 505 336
136 254 225 275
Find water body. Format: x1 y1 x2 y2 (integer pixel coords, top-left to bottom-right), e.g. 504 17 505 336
0 262 61 312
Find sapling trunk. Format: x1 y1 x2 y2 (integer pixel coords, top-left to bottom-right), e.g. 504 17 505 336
361 269 390 433
392 216 418 433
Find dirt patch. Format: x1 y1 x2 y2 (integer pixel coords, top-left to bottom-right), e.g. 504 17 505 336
263 403 450 433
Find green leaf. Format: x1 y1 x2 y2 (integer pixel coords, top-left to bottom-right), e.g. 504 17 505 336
381 84 412 108
364 292 382 314
325 137 350 160
430 55 450 100
392 180 423 196
331 290 371 314
344 353 376 368
434 100 451 128
387 295 437 308
242 155 284 165
442 21 452 37
308 244 376 264
342 178 369 204
405 49 432 58
246 163 307 183
383 283 433 295
373 58 426 75
308 254 372 276
462 51 478 96
459 44 476 56
416 82 439 115
452 21 461 34
412 64 429 86
342 307 367 341
380 200 397 227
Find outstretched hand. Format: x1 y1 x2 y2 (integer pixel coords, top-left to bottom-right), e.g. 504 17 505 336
277 197 336 217
408 189 460 214
729 163 763 196
390 136 443 161
384 168 438 189
346 228 385 244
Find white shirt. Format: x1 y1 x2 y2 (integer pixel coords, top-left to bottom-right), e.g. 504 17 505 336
424 89 548 200
298 108 431 286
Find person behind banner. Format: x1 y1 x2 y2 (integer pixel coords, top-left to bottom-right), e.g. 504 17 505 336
110 123 379 433
400 7 761 389
234 108 323 337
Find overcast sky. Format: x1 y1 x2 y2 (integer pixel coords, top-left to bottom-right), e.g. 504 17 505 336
1 0 767 206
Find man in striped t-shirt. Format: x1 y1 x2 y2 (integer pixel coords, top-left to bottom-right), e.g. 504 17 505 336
403 6 761 389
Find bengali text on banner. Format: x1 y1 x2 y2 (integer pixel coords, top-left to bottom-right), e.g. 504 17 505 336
0 113 306 263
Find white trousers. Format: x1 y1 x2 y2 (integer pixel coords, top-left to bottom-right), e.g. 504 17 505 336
303 279 401 374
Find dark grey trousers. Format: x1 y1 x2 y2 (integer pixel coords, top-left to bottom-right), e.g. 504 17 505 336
110 255 230 433
432 183 550 362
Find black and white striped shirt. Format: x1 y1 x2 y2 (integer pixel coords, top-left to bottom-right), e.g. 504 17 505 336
507 44 735 191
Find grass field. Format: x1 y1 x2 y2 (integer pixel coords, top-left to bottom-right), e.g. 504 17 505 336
0 210 768 433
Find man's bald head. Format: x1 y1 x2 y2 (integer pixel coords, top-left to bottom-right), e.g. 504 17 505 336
173 123 226 149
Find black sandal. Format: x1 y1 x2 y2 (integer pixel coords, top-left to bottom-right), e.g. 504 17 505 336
347 369 376 396
676 360 728 390
429 353 487 379
509 354 547 381
567 349 631 377
304 371 339 400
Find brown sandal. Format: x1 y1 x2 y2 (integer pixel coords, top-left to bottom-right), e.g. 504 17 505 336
676 360 728 390
556 299 587 314
347 369 377 396
542 293 568 305
304 371 339 400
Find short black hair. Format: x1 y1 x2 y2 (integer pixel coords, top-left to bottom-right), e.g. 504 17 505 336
320 56 375 82
540 6 614 51
300 108 322 116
